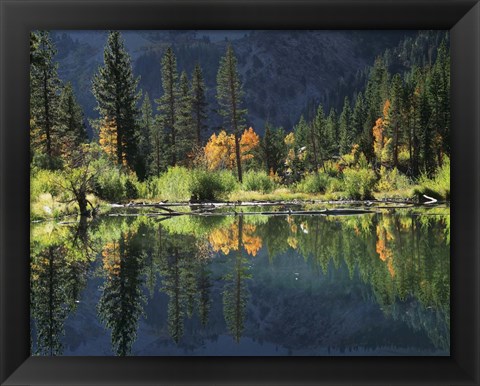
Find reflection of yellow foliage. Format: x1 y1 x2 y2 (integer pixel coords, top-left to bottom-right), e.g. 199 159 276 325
387 258 396 278
102 241 121 275
209 225 238 255
208 221 262 256
284 132 295 146
376 224 395 277
287 236 298 249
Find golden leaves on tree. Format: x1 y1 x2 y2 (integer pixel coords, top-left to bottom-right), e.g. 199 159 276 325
204 127 260 170
98 117 127 166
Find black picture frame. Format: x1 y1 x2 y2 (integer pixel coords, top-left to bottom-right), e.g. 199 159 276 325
1 0 479 385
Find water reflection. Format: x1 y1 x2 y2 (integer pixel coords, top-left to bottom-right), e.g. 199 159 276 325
30 208 450 356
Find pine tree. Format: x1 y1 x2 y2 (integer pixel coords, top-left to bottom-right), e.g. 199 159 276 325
176 71 194 163
137 93 154 179
388 74 404 167
325 108 338 156
429 40 450 164
311 105 327 171
92 30 140 169
58 82 87 157
263 124 286 175
363 57 390 162
338 97 352 155
351 92 367 143
30 31 62 169
156 46 179 166
190 63 208 147
216 44 248 182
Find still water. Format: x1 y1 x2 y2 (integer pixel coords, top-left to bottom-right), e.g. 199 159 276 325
30 206 450 356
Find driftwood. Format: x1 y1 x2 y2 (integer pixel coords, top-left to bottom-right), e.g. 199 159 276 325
108 207 376 218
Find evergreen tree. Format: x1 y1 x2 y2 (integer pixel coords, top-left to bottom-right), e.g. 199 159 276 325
325 108 339 156
294 115 309 150
363 57 390 162
138 93 154 179
176 71 194 163
216 44 248 182
92 31 140 169
419 81 436 175
58 82 87 157
263 124 286 175
429 40 450 165
156 46 179 166
351 92 367 143
338 97 352 155
311 105 327 171
190 63 208 147
30 31 62 169
387 74 404 167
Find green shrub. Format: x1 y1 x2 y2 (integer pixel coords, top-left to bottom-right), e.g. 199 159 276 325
124 179 138 199
323 160 341 178
242 170 275 193
93 167 126 202
326 177 344 193
154 166 193 201
191 170 238 201
415 157 450 200
31 169 63 201
343 167 377 199
376 167 411 192
296 173 330 194
217 170 239 194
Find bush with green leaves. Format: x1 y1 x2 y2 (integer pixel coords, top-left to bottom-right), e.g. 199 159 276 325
376 167 411 192
31 169 63 201
242 170 275 193
93 166 126 202
124 179 138 199
152 166 193 201
296 172 330 194
415 156 450 200
191 170 236 201
343 167 377 199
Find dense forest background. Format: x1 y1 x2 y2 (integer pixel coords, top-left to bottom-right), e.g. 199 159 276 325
30 30 450 220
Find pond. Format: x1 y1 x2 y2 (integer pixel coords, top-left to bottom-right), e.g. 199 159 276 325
30 205 450 356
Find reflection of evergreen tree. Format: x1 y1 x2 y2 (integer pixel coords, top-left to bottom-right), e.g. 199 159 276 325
97 232 146 356
164 248 186 343
197 260 212 327
31 222 94 356
31 246 69 356
222 217 251 342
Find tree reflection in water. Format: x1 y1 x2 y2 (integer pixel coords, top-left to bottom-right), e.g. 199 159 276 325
30 208 450 355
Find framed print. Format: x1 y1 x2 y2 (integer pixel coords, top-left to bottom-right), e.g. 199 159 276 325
1 0 479 385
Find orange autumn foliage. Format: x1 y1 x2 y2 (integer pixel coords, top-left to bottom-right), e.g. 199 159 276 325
204 127 260 170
